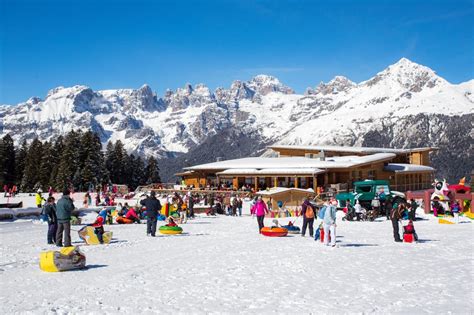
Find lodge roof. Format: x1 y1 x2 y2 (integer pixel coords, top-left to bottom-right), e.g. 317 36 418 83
268 144 437 154
184 153 396 172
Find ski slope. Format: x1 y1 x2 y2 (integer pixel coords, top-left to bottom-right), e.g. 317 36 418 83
0 206 472 314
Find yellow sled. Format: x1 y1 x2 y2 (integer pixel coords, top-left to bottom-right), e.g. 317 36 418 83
39 246 86 272
438 218 454 224
463 212 474 220
78 226 113 245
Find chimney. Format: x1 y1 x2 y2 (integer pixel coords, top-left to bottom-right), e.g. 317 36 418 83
318 150 326 161
216 157 223 162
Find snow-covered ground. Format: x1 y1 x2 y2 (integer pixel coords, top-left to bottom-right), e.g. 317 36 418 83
0 198 472 314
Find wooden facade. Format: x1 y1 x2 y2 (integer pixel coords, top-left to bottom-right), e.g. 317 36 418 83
179 146 436 193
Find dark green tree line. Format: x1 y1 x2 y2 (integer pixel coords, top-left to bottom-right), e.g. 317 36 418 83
0 131 161 192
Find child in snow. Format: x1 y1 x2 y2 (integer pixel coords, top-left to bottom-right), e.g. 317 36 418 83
91 216 105 244
403 220 418 241
166 217 177 227
451 201 461 224
125 207 140 223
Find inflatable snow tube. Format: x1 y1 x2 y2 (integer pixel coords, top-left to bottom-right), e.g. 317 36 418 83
78 226 113 245
116 217 134 224
282 225 300 234
157 214 166 221
39 246 86 272
159 225 183 235
260 227 288 237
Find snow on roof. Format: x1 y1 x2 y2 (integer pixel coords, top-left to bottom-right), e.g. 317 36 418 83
217 168 325 176
185 153 396 171
384 163 435 173
256 187 316 196
269 144 436 154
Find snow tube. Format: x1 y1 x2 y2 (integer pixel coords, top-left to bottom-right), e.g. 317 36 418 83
78 226 113 245
39 246 86 272
116 217 134 224
260 227 288 237
157 214 166 221
282 225 300 234
159 225 183 235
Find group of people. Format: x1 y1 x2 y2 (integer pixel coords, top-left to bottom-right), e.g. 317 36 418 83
41 189 75 246
3 184 18 197
251 196 339 247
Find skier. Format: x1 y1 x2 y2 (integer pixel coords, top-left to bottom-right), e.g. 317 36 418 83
140 191 162 237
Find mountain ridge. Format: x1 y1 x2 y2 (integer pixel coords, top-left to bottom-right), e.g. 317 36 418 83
1 58 473 181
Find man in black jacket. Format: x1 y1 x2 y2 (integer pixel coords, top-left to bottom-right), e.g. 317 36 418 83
140 191 162 237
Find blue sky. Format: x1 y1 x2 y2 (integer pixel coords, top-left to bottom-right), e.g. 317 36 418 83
1 0 473 104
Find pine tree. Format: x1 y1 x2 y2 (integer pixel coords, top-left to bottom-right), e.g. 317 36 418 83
55 131 79 191
145 156 161 184
104 141 115 184
0 134 16 185
21 138 43 191
133 156 146 189
15 140 28 187
113 140 126 184
49 136 64 189
38 141 54 189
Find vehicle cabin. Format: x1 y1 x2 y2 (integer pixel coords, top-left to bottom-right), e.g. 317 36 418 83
178 145 437 193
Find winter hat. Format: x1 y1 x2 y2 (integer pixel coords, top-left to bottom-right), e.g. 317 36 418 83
63 189 70 196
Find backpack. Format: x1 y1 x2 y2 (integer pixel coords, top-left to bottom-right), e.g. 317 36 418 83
318 206 326 220
305 204 315 219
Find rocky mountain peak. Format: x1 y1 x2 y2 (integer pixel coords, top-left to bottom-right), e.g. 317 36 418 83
311 76 356 95
247 74 294 95
365 58 441 92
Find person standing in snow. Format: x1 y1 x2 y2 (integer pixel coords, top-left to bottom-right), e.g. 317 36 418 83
323 200 337 247
140 191 162 237
36 189 45 208
188 193 195 219
384 195 393 220
251 196 269 233
300 198 315 237
55 189 75 247
43 196 57 244
237 195 243 216
354 200 363 221
390 203 405 242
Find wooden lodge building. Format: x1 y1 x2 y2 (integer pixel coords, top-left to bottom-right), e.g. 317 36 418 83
177 145 437 192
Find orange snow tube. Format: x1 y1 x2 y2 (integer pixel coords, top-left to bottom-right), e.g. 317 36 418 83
116 217 134 224
260 227 288 237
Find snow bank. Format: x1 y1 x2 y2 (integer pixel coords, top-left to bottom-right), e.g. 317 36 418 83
0 209 472 313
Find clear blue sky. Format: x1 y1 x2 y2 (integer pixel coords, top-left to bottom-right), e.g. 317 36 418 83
1 0 473 104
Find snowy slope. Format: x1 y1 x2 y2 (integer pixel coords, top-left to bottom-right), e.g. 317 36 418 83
0 210 472 313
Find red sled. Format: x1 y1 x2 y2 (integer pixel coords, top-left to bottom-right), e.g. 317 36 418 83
403 234 414 243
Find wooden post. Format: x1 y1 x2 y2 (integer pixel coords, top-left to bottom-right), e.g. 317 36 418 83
424 190 431 214
294 177 298 188
274 177 277 187
254 177 258 191
313 176 318 193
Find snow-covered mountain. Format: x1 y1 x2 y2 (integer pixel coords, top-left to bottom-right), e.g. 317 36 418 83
1 58 473 181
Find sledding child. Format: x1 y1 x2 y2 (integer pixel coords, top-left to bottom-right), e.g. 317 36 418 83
91 216 105 244
166 216 178 227
403 220 418 241
125 207 141 223
451 200 461 224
